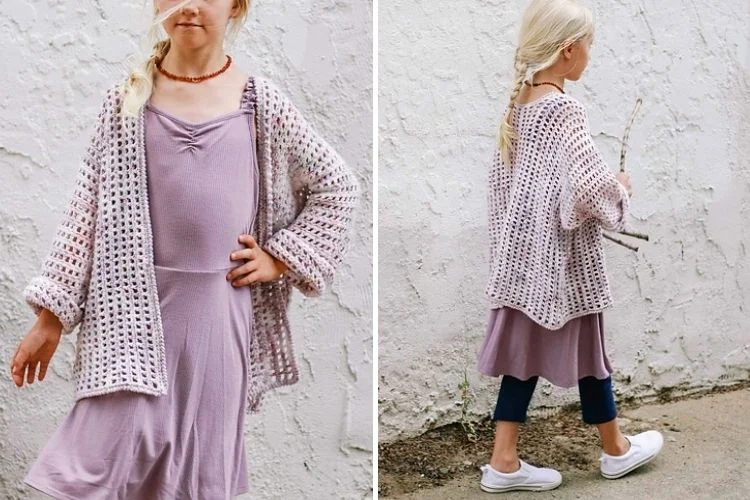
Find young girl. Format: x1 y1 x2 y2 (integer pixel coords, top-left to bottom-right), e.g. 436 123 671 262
476 0 662 492
10 0 359 497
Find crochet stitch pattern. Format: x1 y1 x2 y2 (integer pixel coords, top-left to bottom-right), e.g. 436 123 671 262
23 76 360 413
486 93 630 330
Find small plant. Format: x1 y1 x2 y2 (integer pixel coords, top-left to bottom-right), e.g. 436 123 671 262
457 369 479 442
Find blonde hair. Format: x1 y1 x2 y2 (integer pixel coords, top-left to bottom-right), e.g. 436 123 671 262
120 0 250 121
498 0 593 165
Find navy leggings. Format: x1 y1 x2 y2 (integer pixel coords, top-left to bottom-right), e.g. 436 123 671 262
493 375 617 425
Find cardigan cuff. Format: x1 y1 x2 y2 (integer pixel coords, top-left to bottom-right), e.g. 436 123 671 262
23 276 82 334
608 183 631 232
264 229 328 297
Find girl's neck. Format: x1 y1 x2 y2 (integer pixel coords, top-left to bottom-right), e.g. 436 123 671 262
531 70 565 90
160 44 228 78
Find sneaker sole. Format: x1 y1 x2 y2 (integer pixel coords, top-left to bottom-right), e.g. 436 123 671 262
600 448 661 480
479 480 562 493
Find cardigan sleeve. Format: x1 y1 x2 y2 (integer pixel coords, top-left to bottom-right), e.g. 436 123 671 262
262 86 361 297
487 147 505 270
558 100 630 232
22 92 108 334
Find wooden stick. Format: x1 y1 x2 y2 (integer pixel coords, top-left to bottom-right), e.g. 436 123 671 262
608 97 647 251
616 229 650 241
619 97 643 173
603 232 639 252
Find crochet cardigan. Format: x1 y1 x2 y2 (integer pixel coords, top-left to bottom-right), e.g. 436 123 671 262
23 76 360 413
486 93 630 330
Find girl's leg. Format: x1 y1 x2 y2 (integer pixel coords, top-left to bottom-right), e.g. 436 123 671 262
578 376 630 455
579 375 664 479
596 420 630 456
490 375 538 472
481 375 562 492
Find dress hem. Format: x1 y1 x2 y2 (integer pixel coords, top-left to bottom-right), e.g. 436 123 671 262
24 477 250 500
24 477 79 500
476 369 613 389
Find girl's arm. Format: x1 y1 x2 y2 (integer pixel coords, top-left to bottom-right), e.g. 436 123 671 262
262 84 361 297
558 100 630 232
22 92 108 334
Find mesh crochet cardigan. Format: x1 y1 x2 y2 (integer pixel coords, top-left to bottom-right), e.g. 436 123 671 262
23 76 360 413
486 92 630 330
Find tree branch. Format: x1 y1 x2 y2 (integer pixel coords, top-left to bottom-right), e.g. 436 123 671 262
603 232 639 252
616 229 649 241
619 97 642 173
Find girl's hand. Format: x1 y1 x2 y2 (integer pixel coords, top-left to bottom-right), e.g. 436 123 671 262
227 234 289 286
10 310 63 387
616 171 633 198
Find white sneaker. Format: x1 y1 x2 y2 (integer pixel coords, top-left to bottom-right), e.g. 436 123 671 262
599 430 664 479
479 460 562 492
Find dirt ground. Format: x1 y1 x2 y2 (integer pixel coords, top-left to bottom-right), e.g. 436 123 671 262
378 382 749 497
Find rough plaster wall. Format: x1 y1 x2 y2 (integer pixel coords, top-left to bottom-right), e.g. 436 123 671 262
0 1 372 498
379 0 750 441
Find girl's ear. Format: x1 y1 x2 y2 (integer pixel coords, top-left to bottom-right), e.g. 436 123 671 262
561 43 575 61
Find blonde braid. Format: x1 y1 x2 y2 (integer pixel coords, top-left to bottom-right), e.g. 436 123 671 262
120 23 172 122
498 50 529 165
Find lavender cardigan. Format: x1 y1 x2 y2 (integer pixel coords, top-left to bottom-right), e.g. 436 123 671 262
23 76 360 412
486 93 630 329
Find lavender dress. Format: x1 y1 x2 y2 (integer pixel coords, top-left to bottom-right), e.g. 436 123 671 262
476 307 613 388
24 84 258 499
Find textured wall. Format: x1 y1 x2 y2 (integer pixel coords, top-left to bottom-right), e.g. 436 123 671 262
379 0 750 441
0 1 372 498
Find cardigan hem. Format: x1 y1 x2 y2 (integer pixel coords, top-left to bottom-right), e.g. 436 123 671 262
485 297 614 331
74 381 168 402
135 93 171 411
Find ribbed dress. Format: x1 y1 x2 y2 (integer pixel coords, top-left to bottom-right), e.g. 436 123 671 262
476 307 613 388
24 83 259 499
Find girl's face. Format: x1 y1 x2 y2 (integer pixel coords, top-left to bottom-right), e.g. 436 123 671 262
562 34 593 81
155 0 239 47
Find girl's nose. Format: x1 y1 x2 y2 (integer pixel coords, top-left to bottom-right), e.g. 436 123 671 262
154 0 199 25
179 0 200 11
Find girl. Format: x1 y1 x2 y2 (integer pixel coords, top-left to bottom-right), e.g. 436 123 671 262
10 0 359 497
476 0 662 492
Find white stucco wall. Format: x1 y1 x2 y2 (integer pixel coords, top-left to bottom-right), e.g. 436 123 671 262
379 0 750 441
0 1 372 498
